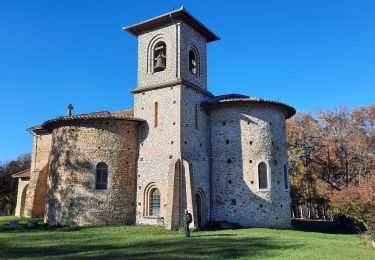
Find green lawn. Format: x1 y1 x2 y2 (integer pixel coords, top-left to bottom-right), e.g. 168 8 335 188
0 216 374 259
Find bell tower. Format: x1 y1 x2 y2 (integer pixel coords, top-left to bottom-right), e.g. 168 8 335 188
125 6 218 90
124 7 219 230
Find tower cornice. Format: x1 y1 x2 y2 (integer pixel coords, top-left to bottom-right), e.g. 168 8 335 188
124 7 219 43
130 79 214 97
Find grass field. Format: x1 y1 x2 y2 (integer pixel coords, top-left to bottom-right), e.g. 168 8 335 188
0 216 374 259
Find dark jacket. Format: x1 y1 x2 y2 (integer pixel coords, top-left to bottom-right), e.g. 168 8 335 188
184 212 192 224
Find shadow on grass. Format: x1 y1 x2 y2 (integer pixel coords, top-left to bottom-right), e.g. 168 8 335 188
195 234 238 237
0 232 302 259
292 219 360 235
0 219 86 233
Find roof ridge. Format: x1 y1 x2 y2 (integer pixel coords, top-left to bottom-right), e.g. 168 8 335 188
12 168 31 178
202 94 296 119
36 108 143 133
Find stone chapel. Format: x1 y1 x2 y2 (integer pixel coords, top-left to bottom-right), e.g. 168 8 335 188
13 7 296 230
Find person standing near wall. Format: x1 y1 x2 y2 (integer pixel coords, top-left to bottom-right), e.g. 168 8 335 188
183 210 192 237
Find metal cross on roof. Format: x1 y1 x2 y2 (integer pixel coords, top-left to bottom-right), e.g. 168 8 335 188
67 104 73 117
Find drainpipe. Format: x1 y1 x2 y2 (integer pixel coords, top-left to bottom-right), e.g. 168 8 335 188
169 11 180 79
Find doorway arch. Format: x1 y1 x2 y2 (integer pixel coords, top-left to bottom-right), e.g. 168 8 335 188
195 189 206 227
195 193 202 227
20 184 28 217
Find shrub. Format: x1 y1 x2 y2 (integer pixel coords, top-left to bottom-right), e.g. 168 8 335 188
331 175 375 246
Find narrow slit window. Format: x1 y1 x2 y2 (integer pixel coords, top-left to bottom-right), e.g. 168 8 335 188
195 104 198 129
284 164 289 190
154 102 158 128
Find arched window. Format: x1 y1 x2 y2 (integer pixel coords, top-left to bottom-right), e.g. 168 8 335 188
149 188 160 216
189 50 197 74
284 164 289 190
95 162 108 190
153 42 166 72
258 162 268 190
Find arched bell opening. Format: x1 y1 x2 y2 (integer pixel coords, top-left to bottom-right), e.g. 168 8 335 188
153 41 166 72
188 47 200 76
189 50 197 74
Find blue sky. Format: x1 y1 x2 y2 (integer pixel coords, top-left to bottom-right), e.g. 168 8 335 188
1 0 374 162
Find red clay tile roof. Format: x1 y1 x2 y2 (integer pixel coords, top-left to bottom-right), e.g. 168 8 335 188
61 110 134 118
41 109 143 132
202 94 296 119
26 125 49 135
12 168 31 178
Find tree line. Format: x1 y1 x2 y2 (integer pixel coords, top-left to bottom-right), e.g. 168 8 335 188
287 105 375 239
0 154 31 216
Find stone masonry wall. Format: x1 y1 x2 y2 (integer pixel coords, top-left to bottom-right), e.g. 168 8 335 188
134 86 182 227
137 22 179 88
209 104 292 228
46 120 138 226
178 26 211 227
181 86 211 227
179 21 208 90
24 133 52 218
137 20 208 90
